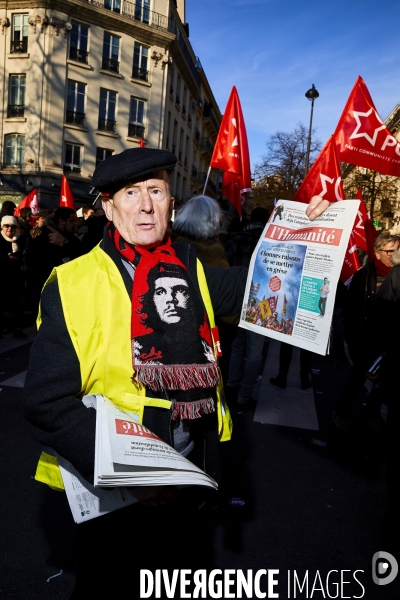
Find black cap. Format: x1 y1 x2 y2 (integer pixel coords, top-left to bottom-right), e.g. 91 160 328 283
92 148 177 193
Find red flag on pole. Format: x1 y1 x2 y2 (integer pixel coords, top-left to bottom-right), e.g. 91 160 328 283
333 75 400 176
139 138 145 148
341 234 361 285
60 174 76 210
14 188 39 216
293 136 345 204
210 86 251 216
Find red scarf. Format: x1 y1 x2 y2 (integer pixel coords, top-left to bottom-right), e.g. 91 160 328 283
374 257 391 278
108 223 219 420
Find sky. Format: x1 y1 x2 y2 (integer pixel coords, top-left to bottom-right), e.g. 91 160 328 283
186 0 400 173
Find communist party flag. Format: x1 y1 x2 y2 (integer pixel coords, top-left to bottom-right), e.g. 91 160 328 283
139 138 145 148
356 187 378 259
293 136 345 203
341 235 361 285
60 174 76 210
210 86 251 216
333 75 400 176
14 188 39 216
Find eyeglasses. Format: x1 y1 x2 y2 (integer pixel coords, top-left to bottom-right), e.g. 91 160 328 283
3 225 16 229
380 249 396 255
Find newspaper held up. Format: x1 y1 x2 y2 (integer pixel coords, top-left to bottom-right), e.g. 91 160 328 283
239 199 360 356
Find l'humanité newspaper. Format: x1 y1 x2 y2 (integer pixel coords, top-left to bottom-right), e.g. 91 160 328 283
239 199 359 356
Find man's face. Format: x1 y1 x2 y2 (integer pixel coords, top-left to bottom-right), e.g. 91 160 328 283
103 171 174 247
59 214 78 234
83 209 94 220
375 240 399 268
153 276 189 324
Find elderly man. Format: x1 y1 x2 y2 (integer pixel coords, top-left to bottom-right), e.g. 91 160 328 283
24 149 246 597
333 231 400 429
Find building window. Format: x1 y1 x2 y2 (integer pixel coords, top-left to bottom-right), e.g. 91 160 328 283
66 80 86 126
128 97 145 138
132 43 149 81
8 74 26 118
176 75 181 106
102 33 120 73
64 143 82 173
184 135 189 168
166 111 171 149
169 66 174 96
4 134 25 165
104 0 121 13
172 120 177 155
96 147 113 166
134 0 150 24
182 87 187 115
69 23 89 64
99 89 117 132
178 128 184 162
11 14 28 53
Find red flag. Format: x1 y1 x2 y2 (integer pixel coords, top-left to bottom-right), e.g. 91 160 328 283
355 188 378 260
333 75 400 176
60 174 76 210
293 136 345 203
210 86 251 216
14 189 39 216
139 138 145 148
340 235 361 285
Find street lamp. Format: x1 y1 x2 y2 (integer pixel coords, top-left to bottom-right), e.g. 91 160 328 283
304 84 319 177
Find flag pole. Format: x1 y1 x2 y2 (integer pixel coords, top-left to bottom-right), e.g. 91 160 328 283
202 166 212 195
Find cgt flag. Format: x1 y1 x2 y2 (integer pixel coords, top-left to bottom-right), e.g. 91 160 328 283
333 75 400 177
210 86 251 216
14 188 39 216
293 136 345 203
60 174 76 210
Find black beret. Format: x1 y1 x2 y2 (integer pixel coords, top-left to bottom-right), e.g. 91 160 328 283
92 148 177 193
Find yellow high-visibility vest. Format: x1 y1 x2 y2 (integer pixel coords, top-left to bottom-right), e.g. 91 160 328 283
35 244 232 490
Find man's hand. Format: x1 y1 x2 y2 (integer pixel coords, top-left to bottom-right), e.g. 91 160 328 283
306 196 331 221
131 486 180 507
48 226 66 247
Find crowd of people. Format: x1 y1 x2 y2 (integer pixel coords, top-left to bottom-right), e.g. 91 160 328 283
0 200 107 337
1 150 398 595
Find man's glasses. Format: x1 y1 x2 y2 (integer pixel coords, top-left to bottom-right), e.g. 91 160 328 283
380 249 396 255
3 225 16 229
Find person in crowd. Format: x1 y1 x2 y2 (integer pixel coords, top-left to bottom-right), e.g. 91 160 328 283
47 206 82 263
82 204 95 221
76 204 95 240
23 148 247 597
172 195 234 381
16 207 33 252
332 232 399 430
0 215 27 338
225 207 270 406
80 207 108 253
0 200 16 220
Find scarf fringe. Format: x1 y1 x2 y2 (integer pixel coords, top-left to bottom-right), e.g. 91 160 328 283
135 363 220 392
172 397 215 421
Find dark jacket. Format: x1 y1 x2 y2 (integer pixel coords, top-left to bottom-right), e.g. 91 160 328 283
343 260 377 349
24 232 247 483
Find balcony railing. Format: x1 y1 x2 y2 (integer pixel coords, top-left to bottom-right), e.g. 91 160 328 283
10 40 28 54
66 110 86 126
98 118 116 132
128 123 145 138
7 105 25 118
90 1 169 30
69 47 89 64
200 137 213 154
132 66 149 81
191 165 198 179
102 57 120 73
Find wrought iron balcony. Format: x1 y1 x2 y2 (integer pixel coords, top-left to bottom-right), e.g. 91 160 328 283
7 105 25 118
91 1 169 30
98 118 116 132
10 40 28 54
69 47 89 64
128 123 145 138
102 57 120 73
200 137 213 154
132 66 149 81
66 110 86 126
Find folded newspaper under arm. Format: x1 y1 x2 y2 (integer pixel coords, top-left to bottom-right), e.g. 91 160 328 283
57 394 217 523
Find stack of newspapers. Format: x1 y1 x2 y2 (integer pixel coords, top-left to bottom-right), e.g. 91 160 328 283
57 394 217 523
94 394 217 489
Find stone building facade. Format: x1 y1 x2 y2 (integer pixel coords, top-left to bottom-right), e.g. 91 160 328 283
0 0 221 209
